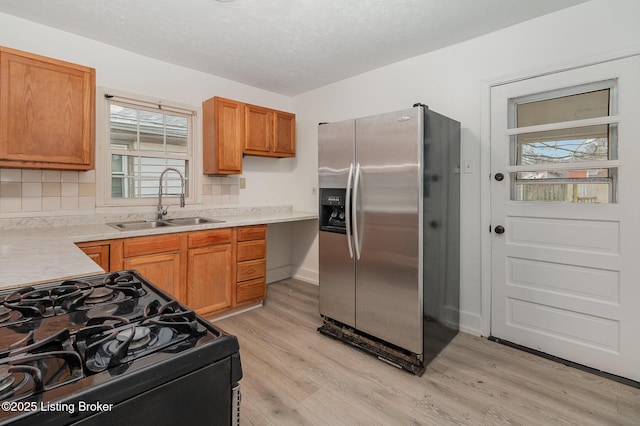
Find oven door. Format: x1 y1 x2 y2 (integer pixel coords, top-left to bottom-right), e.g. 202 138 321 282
75 358 235 425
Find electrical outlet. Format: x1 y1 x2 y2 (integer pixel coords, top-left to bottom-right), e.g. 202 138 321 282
239 178 246 189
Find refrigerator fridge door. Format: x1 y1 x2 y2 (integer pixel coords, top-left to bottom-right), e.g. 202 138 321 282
353 107 423 354
318 120 356 327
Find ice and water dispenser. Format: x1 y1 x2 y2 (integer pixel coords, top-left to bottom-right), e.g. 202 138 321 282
319 188 346 234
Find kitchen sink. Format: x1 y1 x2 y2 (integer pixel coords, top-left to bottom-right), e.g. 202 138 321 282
108 220 173 231
162 217 224 226
107 217 224 231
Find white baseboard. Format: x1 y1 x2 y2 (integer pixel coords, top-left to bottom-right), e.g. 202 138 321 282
292 267 318 285
459 310 482 336
266 265 292 284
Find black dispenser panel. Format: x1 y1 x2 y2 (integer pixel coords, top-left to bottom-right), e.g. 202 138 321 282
319 188 347 234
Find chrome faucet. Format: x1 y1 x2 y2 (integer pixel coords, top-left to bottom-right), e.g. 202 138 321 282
157 167 186 220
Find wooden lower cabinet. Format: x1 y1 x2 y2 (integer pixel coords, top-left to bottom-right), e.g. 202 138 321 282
124 252 182 301
77 225 265 315
76 242 110 271
121 233 185 301
236 225 267 304
187 229 235 315
188 245 233 313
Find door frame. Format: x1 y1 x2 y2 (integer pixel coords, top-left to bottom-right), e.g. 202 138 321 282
479 47 640 336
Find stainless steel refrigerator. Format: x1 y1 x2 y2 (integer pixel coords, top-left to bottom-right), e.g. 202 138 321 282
318 104 460 375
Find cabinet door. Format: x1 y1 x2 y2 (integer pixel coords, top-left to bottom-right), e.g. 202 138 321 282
187 244 233 313
77 243 110 271
237 277 266 303
244 104 272 154
273 111 296 157
124 252 182 300
203 96 243 174
237 258 266 282
237 225 267 241
237 240 266 262
0 47 95 170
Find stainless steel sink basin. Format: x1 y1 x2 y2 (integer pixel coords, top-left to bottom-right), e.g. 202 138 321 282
107 220 173 231
162 217 224 226
108 216 224 231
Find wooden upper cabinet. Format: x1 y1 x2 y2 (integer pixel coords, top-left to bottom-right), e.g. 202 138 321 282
273 110 295 156
202 96 243 175
0 46 95 170
202 96 295 174
244 104 272 154
244 104 295 158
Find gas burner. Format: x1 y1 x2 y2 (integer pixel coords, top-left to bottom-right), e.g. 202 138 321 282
0 364 33 400
0 329 84 401
0 365 15 393
0 306 12 323
81 324 153 373
85 287 116 305
0 351 83 401
115 326 152 351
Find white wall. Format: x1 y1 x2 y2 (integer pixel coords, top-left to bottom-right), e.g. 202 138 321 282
0 11 300 209
291 0 640 334
0 12 306 281
3 0 640 335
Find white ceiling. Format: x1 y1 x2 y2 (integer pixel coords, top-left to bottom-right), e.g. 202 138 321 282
0 0 588 96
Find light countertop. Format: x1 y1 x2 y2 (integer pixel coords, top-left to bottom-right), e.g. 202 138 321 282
0 206 317 289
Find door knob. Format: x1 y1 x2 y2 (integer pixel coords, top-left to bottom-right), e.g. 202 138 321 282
494 225 505 234
494 173 504 181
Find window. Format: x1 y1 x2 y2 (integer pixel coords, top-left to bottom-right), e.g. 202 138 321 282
508 82 618 203
105 94 195 205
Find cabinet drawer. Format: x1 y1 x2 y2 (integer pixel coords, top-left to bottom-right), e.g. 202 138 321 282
188 228 232 249
123 234 181 257
236 277 266 303
237 259 266 282
237 240 266 262
237 225 266 241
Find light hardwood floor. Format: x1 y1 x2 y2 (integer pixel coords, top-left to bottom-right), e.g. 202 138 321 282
213 279 640 425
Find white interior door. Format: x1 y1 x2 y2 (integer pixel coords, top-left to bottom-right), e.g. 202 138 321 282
490 56 640 382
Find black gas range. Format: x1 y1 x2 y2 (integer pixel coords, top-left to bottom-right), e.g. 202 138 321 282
0 270 242 425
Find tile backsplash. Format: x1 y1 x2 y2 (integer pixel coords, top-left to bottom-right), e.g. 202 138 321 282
0 169 96 214
0 169 239 215
202 175 240 206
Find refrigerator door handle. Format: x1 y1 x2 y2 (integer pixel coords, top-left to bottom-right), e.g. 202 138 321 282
345 163 354 258
352 163 362 260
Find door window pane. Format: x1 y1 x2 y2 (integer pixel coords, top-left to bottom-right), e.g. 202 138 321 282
516 89 609 127
510 84 616 203
514 182 611 203
514 124 614 165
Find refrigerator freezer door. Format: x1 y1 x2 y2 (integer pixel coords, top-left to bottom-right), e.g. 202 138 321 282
318 120 356 327
318 120 355 189
354 107 423 354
